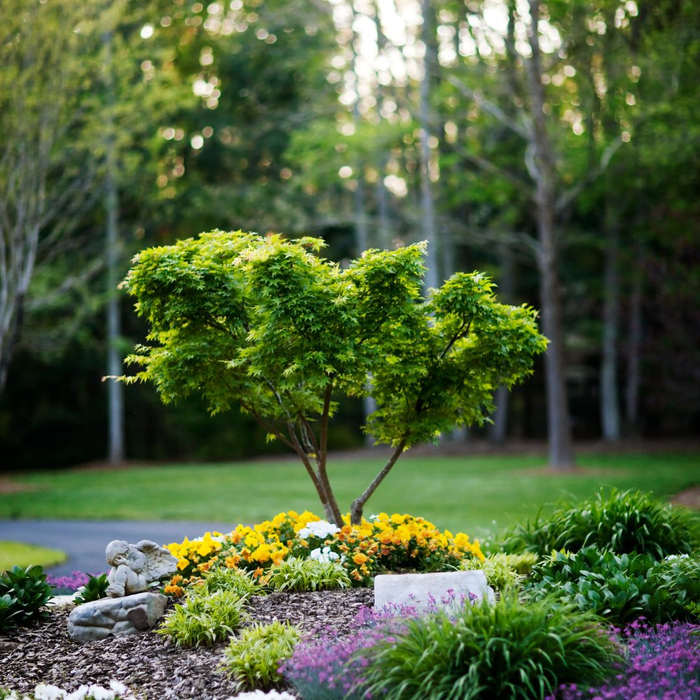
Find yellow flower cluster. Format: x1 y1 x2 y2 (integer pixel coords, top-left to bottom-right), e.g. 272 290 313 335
163 510 483 594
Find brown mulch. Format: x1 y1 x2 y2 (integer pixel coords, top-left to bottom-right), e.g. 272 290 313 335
0 588 374 699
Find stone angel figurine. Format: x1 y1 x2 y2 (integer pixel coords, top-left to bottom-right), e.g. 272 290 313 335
105 539 178 598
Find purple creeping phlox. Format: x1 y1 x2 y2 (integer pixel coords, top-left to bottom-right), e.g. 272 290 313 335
45 572 94 593
553 619 700 700
281 590 478 699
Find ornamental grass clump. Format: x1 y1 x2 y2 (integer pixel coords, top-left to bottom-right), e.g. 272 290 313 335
504 489 700 558
357 593 622 700
157 588 246 647
265 557 350 592
221 621 301 692
556 620 700 700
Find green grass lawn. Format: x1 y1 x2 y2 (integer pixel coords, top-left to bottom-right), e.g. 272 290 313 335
0 541 67 572
1 452 698 542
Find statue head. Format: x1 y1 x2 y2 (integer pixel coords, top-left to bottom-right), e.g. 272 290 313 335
105 540 130 567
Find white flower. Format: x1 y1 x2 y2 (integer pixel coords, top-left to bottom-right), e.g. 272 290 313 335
86 686 115 700
297 520 339 540
34 685 67 700
309 546 340 563
108 681 128 697
65 685 90 700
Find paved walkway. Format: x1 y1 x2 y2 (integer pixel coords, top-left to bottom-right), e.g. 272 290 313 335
0 520 235 576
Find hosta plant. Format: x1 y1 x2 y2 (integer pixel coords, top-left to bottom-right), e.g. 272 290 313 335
221 621 301 692
0 593 20 633
74 574 109 604
462 553 524 591
527 546 700 624
503 489 700 558
0 565 52 625
157 588 246 647
120 231 546 525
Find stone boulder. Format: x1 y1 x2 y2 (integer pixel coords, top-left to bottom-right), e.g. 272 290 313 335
374 570 495 614
68 591 168 643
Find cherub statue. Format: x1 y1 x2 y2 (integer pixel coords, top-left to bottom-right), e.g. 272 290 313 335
105 539 178 598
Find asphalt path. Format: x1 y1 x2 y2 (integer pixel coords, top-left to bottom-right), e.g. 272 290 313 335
0 520 236 577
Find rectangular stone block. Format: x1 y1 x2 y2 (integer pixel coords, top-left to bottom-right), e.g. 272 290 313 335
374 570 494 614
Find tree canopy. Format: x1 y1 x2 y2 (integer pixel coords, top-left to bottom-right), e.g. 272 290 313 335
121 230 546 522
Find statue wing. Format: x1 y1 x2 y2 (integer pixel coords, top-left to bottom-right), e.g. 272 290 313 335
136 540 179 582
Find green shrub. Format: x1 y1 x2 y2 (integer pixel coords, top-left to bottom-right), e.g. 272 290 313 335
196 567 264 599
265 557 350 592
222 621 301 692
0 594 21 633
74 574 109 604
503 489 700 558
0 565 52 626
157 588 246 647
358 593 622 700
527 547 700 624
462 553 524 591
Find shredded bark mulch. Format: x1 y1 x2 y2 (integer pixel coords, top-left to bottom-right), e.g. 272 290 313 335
0 588 374 699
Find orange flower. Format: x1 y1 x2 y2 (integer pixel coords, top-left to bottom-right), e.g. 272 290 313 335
253 567 264 578
353 552 368 565
164 584 184 597
225 554 240 568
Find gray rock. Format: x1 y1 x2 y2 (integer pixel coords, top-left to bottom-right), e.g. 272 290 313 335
68 592 167 643
374 570 495 614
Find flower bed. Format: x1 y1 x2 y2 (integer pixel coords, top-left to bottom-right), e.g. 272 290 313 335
164 511 484 593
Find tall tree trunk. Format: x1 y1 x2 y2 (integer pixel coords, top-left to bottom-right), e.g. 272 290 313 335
104 31 124 464
419 0 438 292
625 241 643 435
600 201 621 441
526 0 575 470
0 293 24 396
489 241 515 444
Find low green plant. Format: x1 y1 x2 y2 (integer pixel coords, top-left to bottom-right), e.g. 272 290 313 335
196 567 264 599
527 546 700 623
265 557 350 592
74 574 109 605
0 593 21 633
157 588 246 647
358 593 622 699
502 551 539 575
503 489 700 558
463 553 524 591
222 621 301 692
0 565 52 625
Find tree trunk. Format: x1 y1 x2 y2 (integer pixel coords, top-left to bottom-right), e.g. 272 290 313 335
526 0 575 470
600 204 621 441
419 0 439 292
104 30 124 464
625 241 643 435
0 293 24 396
489 241 515 443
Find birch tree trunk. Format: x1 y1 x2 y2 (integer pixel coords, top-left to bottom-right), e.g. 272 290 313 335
104 30 125 463
489 242 515 444
625 241 644 435
600 200 621 441
419 0 438 292
526 0 575 470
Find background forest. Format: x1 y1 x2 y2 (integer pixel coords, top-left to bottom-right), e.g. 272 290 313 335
1 0 698 472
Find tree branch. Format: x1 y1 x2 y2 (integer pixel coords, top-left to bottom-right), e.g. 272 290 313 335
350 437 408 525
446 74 532 140
555 137 624 214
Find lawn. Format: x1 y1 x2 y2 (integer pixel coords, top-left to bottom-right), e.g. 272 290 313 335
0 541 66 572
1 451 698 542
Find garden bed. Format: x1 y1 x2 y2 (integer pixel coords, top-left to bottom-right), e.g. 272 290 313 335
0 589 372 699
